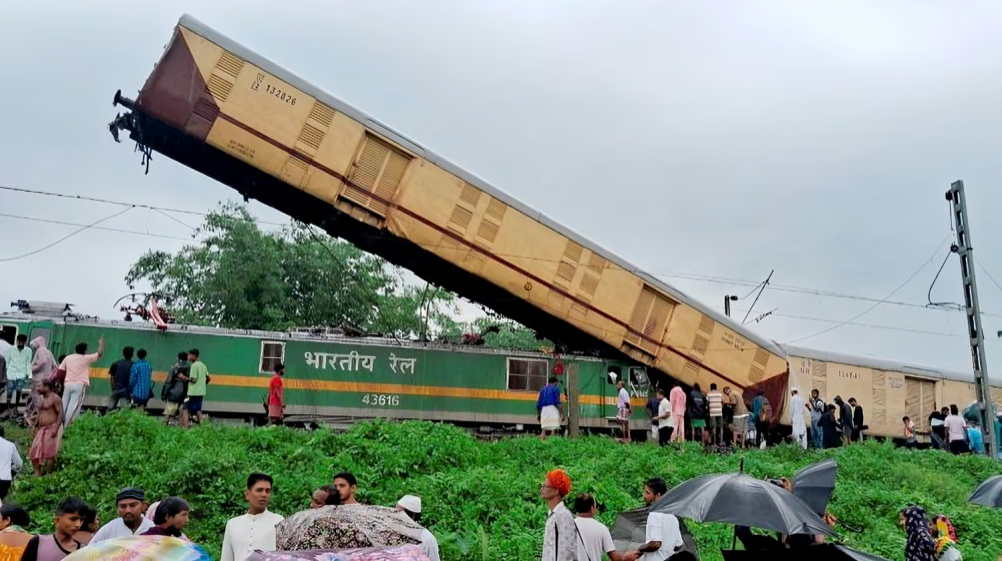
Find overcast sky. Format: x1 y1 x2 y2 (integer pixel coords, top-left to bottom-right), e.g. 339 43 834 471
3 1 1002 376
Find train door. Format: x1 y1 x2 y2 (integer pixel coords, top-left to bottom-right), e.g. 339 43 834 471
905 377 936 431
0 323 17 346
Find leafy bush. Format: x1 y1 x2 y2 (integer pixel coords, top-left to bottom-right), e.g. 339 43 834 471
8 411 1002 560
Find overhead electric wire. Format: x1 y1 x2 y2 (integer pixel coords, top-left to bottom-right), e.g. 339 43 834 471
926 248 963 310
976 259 1002 296
731 307 976 339
785 237 952 345
0 184 285 227
9 185 1002 333
0 212 193 242
0 207 134 262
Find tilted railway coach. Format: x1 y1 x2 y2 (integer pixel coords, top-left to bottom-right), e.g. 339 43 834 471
0 311 653 432
108 14 790 416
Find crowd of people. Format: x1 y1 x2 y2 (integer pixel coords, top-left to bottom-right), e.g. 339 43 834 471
0 470 440 561
536 374 1002 457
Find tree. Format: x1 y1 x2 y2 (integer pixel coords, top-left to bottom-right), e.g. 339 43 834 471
125 202 457 334
441 314 553 353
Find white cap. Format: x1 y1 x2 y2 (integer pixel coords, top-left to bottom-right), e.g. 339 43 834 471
397 494 421 513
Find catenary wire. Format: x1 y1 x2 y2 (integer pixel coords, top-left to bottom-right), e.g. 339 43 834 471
785 237 951 345
0 207 134 262
9 183 1001 314
0 212 193 241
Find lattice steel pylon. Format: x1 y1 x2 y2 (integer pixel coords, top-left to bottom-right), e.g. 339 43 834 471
946 180 996 457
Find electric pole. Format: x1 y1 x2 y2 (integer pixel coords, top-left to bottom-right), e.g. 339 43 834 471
946 180 996 457
724 295 738 317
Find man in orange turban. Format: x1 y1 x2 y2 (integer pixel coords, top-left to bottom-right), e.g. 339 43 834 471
540 469 576 560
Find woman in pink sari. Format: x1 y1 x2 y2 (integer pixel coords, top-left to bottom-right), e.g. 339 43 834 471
25 337 57 426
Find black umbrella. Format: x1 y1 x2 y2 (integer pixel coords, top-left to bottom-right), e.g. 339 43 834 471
969 474 1002 508
722 543 889 560
650 472 835 537
610 506 700 560
792 458 838 516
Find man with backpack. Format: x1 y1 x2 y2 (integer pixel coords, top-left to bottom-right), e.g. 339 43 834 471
162 352 190 426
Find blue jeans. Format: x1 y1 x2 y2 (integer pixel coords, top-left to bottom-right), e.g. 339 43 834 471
811 417 823 449
5 379 25 403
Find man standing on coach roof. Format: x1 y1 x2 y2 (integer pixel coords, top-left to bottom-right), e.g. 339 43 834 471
182 349 208 428
90 487 155 543
59 337 105 427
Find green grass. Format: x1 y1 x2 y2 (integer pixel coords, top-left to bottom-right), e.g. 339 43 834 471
4 411 1001 560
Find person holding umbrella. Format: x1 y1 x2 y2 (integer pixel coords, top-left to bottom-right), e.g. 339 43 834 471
622 478 683 561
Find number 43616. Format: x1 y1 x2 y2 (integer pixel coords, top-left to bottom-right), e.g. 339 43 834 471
362 394 399 406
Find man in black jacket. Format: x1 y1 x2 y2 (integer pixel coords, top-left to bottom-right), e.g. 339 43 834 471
107 347 134 412
849 397 864 442
833 396 853 445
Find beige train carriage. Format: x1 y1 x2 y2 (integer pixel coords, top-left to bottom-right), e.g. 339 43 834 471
109 14 789 402
781 344 1002 439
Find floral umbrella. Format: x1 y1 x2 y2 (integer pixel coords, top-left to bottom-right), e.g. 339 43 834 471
64 535 211 561
248 544 428 561
276 504 424 551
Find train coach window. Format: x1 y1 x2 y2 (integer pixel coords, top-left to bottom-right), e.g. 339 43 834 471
607 365 622 385
0 325 15 346
29 327 50 346
629 367 650 389
259 341 286 374
507 358 549 392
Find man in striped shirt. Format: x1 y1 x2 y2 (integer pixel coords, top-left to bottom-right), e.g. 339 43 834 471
707 384 724 446
129 349 153 410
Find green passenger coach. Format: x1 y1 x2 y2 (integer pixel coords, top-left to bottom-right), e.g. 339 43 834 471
0 310 651 433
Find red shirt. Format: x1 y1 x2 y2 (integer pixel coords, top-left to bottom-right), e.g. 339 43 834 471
268 374 284 406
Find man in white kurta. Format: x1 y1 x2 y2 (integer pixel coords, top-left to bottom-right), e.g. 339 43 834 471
222 473 284 561
790 389 807 449
395 495 440 561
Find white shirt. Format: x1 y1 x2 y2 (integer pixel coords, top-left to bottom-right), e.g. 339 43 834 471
0 438 23 480
575 516 615 561
641 512 683 561
944 414 967 442
90 517 155 543
617 388 630 411
420 528 441 561
221 510 285 561
658 398 673 428
790 395 806 432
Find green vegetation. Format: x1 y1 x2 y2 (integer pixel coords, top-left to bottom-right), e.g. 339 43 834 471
125 202 459 335
124 202 548 350
7 412 1002 560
